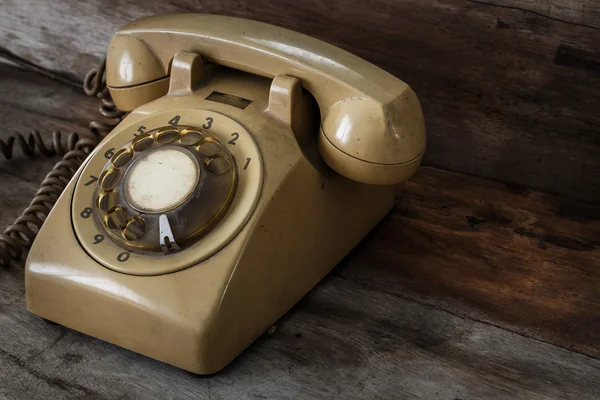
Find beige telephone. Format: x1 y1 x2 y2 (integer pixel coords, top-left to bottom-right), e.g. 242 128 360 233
25 14 425 374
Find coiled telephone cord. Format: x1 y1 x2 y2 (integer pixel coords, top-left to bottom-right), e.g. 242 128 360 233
0 60 124 266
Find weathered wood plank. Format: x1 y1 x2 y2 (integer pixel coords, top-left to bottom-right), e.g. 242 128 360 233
0 63 99 239
2 271 600 399
1 41 600 399
335 165 600 358
1 56 600 397
1 0 599 202
471 0 600 28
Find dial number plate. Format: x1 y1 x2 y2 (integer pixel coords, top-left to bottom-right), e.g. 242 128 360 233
71 109 263 276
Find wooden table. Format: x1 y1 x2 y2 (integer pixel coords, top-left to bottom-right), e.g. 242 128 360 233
1 63 599 399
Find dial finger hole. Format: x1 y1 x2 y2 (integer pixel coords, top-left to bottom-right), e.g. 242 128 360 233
155 127 179 144
99 168 121 189
206 155 232 175
112 148 133 168
179 128 204 146
122 216 146 241
104 206 128 229
96 189 118 212
196 138 221 157
132 133 154 152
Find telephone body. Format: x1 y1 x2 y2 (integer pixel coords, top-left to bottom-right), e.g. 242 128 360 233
25 14 425 374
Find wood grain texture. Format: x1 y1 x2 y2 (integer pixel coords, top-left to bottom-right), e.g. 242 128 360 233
3 271 600 399
1 36 600 400
1 0 599 202
0 64 100 237
335 165 600 358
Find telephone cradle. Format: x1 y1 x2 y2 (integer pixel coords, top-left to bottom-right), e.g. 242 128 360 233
25 14 426 374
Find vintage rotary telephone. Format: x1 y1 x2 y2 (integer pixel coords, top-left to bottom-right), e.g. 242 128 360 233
2 14 425 374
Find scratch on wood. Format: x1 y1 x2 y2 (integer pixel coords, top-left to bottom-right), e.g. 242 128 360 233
496 19 512 29
464 0 600 30
0 46 81 87
514 226 596 251
0 347 105 398
1 290 25 306
554 44 600 76
25 330 67 362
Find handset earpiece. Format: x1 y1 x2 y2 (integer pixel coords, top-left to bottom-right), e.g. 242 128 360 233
106 35 170 111
318 88 425 185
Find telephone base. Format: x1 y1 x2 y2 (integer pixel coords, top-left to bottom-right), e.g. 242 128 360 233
26 163 393 374
25 54 406 374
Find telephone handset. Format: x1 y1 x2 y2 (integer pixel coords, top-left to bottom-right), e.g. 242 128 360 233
106 14 424 184
26 14 425 374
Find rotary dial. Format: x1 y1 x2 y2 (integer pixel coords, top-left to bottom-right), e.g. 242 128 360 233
93 125 237 253
71 109 263 276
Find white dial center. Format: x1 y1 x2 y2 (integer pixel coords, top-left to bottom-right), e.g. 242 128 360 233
124 147 199 213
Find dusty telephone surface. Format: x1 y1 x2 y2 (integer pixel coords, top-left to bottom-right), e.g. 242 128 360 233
24 14 425 374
